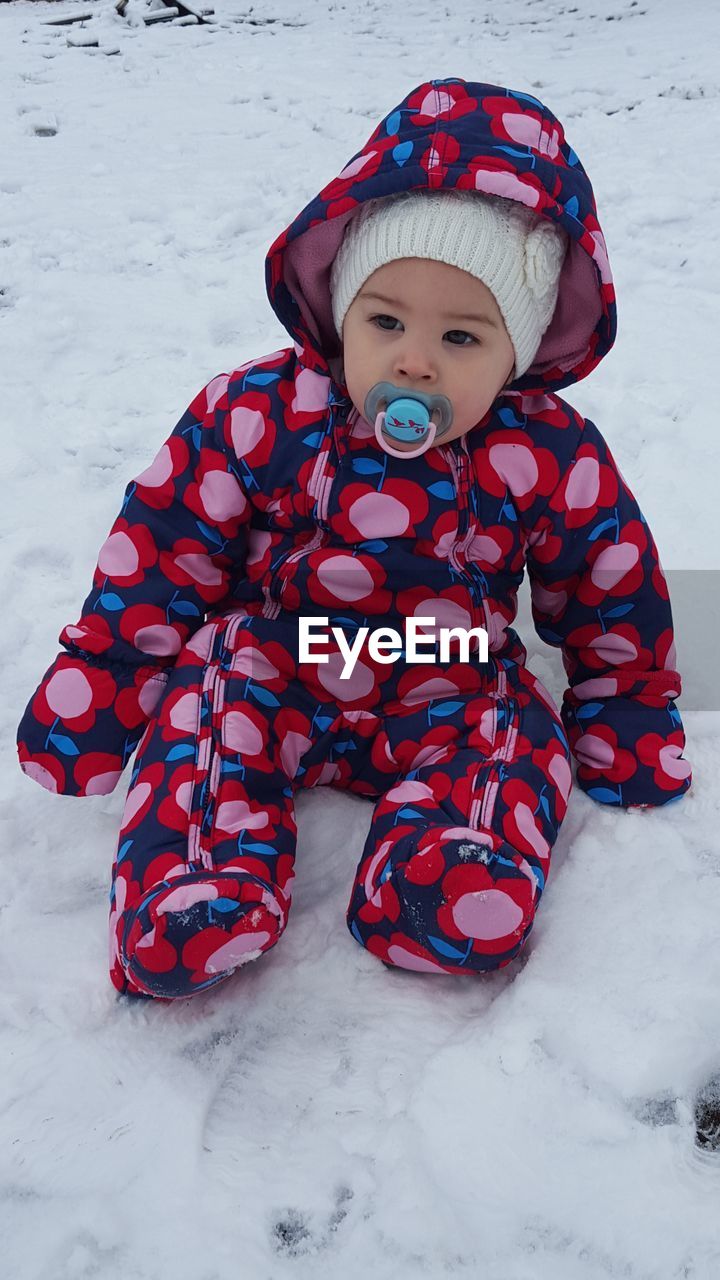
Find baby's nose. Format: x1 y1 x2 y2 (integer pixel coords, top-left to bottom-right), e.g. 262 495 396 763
394 356 436 381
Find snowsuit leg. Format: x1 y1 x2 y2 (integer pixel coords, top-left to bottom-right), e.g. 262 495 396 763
345 666 573 974
109 613 353 1001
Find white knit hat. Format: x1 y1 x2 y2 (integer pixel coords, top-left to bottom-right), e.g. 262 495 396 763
329 189 569 380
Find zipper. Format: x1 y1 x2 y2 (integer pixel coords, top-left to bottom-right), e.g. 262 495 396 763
266 526 325 609
443 440 470 538
442 440 490 647
191 613 245 868
443 438 502 654
265 385 350 608
442 443 468 573
474 689 520 834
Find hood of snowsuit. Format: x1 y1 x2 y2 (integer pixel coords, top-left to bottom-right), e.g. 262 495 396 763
264 77 617 397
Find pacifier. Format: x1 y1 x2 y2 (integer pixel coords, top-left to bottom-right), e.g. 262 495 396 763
364 381 454 459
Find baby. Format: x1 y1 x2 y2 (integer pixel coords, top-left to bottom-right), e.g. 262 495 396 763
16 77 692 1001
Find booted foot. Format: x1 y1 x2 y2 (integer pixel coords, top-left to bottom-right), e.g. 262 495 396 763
119 869 286 1000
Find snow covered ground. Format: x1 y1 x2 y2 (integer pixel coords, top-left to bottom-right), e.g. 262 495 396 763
2 0 720 1275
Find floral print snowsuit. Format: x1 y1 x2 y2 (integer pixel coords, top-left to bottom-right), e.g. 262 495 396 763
16 79 693 999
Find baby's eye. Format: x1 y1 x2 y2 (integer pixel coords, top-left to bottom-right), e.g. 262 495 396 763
371 314 401 331
369 315 478 346
445 330 477 347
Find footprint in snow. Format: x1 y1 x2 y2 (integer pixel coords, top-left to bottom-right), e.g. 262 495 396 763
632 1093 678 1128
272 1185 355 1257
694 1073 720 1153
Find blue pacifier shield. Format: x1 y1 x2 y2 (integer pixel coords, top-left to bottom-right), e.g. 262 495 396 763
383 398 432 443
364 381 454 458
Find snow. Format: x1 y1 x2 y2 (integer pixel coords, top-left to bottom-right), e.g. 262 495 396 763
2 0 720 1275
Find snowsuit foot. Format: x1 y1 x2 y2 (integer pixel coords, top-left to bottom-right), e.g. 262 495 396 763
117 869 286 1000
344 665 571 974
108 613 571 996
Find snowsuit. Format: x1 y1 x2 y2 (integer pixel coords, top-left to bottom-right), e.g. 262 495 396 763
16 78 693 999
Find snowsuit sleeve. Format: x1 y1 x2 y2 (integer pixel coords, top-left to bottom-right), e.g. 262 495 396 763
17 372 253 798
525 414 692 809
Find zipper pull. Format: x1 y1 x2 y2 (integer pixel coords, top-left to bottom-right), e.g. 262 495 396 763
328 381 352 410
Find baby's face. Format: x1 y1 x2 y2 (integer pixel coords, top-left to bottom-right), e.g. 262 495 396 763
341 258 517 450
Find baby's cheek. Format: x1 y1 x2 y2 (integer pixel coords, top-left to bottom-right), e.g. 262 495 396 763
450 394 479 435
344 362 372 419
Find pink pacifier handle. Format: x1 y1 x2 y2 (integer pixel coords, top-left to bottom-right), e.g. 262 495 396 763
374 410 438 459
